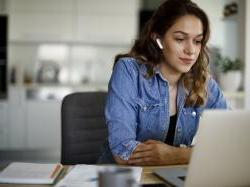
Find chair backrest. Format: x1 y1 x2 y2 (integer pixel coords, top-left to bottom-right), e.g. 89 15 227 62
61 92 107 165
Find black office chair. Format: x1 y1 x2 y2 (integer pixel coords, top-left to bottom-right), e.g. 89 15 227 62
61 92 108 165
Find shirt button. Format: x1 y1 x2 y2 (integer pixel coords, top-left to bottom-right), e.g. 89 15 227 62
177 128 181 133
143 106 147 111
192 111 196 117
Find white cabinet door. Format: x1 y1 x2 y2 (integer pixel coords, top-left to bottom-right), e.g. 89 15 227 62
76 0 138 15
7 86 27 149
9 13 75 42
8 0 75 13
8 0 139 43
76 0 139 44
26 100 61 149
0 101 8 149
8 0 75 42
76 15 137 44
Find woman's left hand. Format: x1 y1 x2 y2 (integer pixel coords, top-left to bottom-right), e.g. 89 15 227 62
128 139 190 166
128 140 177 166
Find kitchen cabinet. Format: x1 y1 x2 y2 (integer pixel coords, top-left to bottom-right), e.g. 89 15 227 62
76 0 138 15
76 15 137 44
26 100 61 149
9 13 75 42
7 0 74 13
8 0 75 42
0 86 28 149
1 84 108 150
1 86 61 150
7 0 139 44
7 86 27 149
0 101 8 149
75 0 139 44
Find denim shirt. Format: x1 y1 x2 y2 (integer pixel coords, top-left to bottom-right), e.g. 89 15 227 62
98 57 229 163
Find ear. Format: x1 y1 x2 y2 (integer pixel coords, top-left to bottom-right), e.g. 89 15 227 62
151 33 163 49
156 38 163 49
150 33 158 40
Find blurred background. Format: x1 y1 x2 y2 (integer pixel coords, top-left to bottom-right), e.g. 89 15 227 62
0 0 250 163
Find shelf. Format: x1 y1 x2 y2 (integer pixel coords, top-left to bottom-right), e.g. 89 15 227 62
23 82 107 88
23 83 108 101
8 39 132 48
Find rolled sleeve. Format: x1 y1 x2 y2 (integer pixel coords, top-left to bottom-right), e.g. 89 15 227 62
105 58 140 160
111 139 140 160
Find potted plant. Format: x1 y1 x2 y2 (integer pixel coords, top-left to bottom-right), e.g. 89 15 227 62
214 54 243 91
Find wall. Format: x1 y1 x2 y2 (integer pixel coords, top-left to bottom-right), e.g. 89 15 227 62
0 0 5 13
186 0 246 67
194 0 246 109
221 0 245 62
245 0 250 109
194 0 226 50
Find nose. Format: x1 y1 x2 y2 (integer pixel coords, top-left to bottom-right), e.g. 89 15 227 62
184 41 195 55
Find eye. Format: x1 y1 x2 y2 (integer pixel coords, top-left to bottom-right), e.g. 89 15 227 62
194 40 202 45
175 38 184 42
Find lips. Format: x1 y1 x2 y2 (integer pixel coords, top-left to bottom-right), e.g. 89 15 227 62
179 57 195 65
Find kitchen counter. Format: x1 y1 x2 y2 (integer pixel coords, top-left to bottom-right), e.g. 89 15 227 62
24 83 108 101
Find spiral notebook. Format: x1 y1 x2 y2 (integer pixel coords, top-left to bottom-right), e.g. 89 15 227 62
0 162 63 184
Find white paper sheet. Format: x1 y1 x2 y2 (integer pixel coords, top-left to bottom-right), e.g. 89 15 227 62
56 164 142 187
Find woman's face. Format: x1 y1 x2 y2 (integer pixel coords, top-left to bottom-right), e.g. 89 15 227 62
161 15 203 74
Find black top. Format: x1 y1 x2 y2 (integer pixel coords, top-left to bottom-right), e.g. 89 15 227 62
165 114 177 145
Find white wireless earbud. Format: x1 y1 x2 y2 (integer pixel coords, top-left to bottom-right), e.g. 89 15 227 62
156 38 163 49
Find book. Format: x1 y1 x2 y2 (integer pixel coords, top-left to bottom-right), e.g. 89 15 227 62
0 162 63 184
56 164 142 187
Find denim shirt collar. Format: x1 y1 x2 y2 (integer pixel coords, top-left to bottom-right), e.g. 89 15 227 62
140 63 188 109
154 65 168 82
154 65 188 104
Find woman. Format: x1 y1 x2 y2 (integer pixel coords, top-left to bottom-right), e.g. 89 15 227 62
98 0 229 165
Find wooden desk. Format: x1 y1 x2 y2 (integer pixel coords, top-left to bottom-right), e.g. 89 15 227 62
0 164 186 187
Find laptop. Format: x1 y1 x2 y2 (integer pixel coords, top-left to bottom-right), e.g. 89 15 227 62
154 110 250 187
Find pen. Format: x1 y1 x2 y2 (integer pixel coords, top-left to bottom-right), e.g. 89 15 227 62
50 164 63 178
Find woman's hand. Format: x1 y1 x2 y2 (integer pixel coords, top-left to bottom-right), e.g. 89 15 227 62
113 155 129 165
128 140 191 166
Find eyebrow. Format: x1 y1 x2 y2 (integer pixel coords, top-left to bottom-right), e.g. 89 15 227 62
173 31 203 37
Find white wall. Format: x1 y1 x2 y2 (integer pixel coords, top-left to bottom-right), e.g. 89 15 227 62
245 0 250 109
194 0 245 61
194 0 226 50
0 0 4 13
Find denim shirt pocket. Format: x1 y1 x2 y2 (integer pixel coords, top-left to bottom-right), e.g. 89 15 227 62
182 107 201 145
137 98 161 131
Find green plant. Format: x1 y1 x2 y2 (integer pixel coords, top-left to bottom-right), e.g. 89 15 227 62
214 53 243 73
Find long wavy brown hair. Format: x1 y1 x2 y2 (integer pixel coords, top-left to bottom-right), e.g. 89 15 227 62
114 0 210 107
